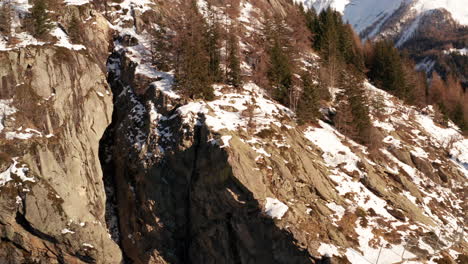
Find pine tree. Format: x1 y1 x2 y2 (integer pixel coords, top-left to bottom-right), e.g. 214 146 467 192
339 24 365 71
264 15 293 106
151 19 172 72
335 68 372 145
0 0 13 38
31 0 52 38
367 40 405 94
452 103 466 131
205 3 222 82
313 8 343 89
304 7 317 40
174 1 214 100
226 27 242 88
68 13 80 43
296 72 319 124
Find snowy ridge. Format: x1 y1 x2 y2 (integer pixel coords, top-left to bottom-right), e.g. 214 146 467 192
177 83 294 133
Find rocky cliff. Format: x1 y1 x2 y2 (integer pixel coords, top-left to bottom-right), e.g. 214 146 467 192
0 6 121 264
0 1 466 264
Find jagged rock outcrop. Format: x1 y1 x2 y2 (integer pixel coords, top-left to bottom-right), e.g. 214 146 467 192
0 12 122 264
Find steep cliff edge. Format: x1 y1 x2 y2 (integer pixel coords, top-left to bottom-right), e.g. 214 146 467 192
0 8 122 264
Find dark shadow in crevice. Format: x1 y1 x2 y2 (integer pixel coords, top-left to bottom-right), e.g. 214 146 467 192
101 103 332 263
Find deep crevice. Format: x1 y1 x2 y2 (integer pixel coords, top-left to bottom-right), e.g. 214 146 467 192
15 212 58 244
98 48 131 263
182 113 205 264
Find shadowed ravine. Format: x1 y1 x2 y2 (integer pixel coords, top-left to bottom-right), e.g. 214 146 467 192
98 49 327 264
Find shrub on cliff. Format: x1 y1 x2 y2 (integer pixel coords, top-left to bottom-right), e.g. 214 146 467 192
30 0 53 38
0 0 13 38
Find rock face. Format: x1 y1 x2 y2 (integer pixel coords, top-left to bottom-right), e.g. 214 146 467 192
101 41 467 263
101 61 319 263
0 14 122 264
1 1 467 264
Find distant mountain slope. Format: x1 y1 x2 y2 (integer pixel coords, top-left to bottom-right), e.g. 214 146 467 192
297 0 468 42
297 0 468 87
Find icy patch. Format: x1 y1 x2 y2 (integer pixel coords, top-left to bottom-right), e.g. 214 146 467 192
264 197 288 220
411 147 429 159
330 171 395 219
149 71 179 99
326 202 346 220
415 108 467 175
373 119 395 132
450 139 468 169
345 224 417 264
82 243 94 248
239 1 254 24
5 127 43 140
0 32 45 51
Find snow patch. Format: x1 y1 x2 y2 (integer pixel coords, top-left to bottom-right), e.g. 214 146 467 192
0 100 17 133
304 121 360 173
220 136 232 148
264 197 289 220
318 243 340 257
0 159 34 187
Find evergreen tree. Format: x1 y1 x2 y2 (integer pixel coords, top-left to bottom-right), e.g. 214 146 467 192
0 0 13 38
305 8 364 72
452 103 466 131
205 3 222 82
226 27 242 88
304 7 317 39
367 40 405 94
335 68 372 145
338 24 365 71
151 19 172 72
264 15 293 106
174 1 214 100
296 72 319 124
317 8 340 62
68 13 80 43
31 0 52 38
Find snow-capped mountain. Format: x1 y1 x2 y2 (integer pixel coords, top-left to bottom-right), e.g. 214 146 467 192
298 0 468 86
298 0 468 44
